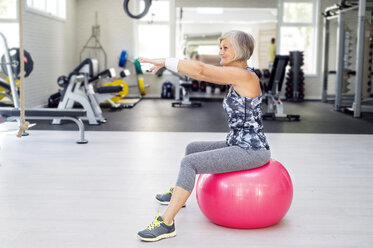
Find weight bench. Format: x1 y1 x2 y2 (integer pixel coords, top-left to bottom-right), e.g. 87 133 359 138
52 59 123 125
0 32 88 144
0 108 88 144
261 55 300 121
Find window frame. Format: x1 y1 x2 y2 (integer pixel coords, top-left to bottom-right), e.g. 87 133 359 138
25 0 66 22
134 0 175 59
277 0 319 76
0 0 19 21
282 0 316 26
0 0 19 48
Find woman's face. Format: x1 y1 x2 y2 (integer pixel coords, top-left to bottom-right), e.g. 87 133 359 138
219 39 235 66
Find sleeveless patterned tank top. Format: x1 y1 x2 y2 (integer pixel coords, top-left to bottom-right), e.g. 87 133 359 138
222 68 270 151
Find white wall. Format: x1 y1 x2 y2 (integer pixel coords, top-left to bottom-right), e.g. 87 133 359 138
75 0 135 73
23 0 78 107
303 0 337 100
75 0 139 94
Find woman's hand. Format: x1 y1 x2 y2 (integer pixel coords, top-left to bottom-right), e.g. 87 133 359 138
138 57 166 74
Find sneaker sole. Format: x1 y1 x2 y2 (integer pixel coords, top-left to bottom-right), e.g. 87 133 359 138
137 231 176 242
155 199 186 207
155 198 171 205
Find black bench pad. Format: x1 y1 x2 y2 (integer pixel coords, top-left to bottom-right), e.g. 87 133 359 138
0 108 86 117
97 86 123 94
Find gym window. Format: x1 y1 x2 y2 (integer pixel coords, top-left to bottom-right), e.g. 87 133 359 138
278 0 318 75
26 0 66 20
0 0 19 49
135 0 173 61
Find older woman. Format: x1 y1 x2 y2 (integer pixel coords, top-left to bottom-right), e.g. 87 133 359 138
137 30 271 242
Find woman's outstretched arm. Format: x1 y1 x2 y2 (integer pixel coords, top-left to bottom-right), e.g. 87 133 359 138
138 57 256 86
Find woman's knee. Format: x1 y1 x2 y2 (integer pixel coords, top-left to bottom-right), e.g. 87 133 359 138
180 156 196 172
185 142 199 155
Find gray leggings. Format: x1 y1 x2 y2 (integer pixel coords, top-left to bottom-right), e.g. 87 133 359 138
175 141 271 192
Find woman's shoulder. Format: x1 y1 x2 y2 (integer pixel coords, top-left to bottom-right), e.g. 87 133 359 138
231 67 261 97
242 68 260 83
232 66 257 81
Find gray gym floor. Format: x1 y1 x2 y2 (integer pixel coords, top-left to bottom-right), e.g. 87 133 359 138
0 131 372 247
17 99 373 134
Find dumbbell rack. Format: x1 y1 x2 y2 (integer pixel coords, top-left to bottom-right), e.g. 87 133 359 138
285 51 305 101
188 81 227 100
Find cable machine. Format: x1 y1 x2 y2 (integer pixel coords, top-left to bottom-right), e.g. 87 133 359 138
352 0 373 117
322 0 373 117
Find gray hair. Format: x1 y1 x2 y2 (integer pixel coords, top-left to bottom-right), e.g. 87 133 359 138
218 30 255 61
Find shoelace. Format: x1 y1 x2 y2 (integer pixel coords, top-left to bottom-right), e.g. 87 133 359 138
162 186 174 195
147 216 162 231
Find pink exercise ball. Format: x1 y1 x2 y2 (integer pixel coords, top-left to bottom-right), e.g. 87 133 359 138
196 159 293 229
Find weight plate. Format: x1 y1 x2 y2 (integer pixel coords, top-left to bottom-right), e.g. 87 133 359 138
104 80 129 103
138 77 146 96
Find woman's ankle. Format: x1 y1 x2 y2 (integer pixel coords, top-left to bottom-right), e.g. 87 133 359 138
162 215 173 226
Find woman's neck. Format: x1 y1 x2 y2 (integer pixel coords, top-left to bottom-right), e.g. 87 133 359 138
226 60 248 69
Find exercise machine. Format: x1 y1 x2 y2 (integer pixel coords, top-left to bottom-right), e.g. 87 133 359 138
0 32 88 144
167 69 202 108
0 78 13 104
51 59 123 125
260 55 300 121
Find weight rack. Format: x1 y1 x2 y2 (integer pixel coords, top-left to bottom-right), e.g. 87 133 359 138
285 51 305 101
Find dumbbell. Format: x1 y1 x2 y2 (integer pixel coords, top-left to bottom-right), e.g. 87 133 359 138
191 80 199 91
57 75 68 88
262 69 270 78
285 93 293 99
200 81 206 92
254 69 262 79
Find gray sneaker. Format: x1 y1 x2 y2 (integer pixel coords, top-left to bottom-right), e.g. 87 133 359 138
137 213 176 242
155 187 174 205
155 187 186 207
